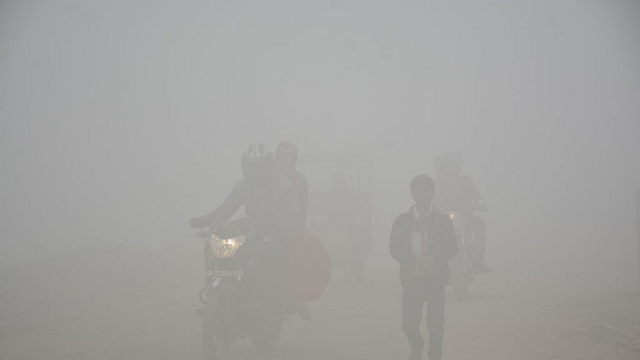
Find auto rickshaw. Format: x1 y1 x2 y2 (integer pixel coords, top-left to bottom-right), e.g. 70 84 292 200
298 152 373 284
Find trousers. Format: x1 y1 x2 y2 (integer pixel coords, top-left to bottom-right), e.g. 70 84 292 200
401 279 445 360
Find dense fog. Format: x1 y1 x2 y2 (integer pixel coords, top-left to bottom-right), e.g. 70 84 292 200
1 1 639 359
2 0 639 271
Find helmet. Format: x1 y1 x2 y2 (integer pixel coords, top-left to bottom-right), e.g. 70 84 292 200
434 151 462 177
241 143 274 181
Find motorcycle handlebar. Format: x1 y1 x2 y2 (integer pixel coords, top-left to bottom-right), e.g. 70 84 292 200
200 217 261 239
193 216 285 240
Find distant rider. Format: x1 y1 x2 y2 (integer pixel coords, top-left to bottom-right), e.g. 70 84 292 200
433 151 491 273
274 140 309 225
274 140 313 320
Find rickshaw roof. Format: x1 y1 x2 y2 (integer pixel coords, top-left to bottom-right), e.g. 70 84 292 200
298 152 373 164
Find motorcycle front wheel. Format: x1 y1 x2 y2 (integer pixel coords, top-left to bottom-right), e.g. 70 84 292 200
203 291 231 360
203 329 230 360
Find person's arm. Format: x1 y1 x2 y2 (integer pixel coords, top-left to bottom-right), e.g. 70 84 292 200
442 215 459 262
389 215 415 267
194 182 243 228
464 176 488 211
470 179 488 211
274 178 305 232
465 177 483 202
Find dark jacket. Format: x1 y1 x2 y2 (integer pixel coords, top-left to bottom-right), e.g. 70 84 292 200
200 173 305 233
389 206 458 286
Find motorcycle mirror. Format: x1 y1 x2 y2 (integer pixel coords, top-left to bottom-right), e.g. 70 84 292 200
195 231 209 239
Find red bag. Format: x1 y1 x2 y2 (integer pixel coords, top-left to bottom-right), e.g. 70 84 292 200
285 232 332 302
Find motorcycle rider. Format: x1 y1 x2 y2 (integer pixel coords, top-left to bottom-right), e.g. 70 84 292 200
190 143 304 233
190 143 309 318
274 140 313 320
432 151 491 273
274 140 308 224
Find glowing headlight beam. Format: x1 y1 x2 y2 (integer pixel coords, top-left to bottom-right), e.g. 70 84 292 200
209 234 245 258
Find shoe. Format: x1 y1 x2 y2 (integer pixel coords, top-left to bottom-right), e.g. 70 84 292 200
298 302 312 321
476 263 492 273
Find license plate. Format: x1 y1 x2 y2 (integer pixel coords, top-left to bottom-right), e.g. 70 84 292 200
208 270 243 277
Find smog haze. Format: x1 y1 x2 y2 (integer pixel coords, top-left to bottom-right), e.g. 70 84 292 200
1 1 639 359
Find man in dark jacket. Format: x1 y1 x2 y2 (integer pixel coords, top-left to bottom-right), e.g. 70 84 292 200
390 174 458 360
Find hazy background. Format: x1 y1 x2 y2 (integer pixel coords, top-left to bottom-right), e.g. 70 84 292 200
1 1 639 286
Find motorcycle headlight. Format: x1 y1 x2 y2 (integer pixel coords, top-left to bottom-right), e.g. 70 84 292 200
209 234 245 258
448 212 462 228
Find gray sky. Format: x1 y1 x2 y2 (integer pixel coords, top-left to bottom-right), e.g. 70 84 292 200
1 1 639 273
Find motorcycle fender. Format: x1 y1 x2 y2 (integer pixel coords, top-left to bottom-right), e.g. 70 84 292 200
204 289 222 322
205 286 241 329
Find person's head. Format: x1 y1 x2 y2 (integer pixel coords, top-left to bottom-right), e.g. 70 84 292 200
275 140 299 172
411 174 435 208
241 143 274 186
434 151 462 179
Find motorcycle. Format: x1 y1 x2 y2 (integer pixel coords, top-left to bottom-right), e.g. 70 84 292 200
194 218 286 360
445 206 487 301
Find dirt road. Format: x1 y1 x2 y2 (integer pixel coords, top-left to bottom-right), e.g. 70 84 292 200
1 242 638 360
